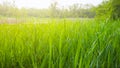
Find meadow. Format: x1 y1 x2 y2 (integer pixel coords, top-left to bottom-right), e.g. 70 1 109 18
0 18 120 68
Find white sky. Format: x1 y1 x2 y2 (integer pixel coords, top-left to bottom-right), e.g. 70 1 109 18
0 0 103 9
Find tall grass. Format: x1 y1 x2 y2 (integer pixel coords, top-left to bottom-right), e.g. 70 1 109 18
0 19 120 68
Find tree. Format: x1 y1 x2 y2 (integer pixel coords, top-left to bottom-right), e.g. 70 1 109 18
49 2 59 18
95 1 111 19
110 0 120 19
95 0 120 19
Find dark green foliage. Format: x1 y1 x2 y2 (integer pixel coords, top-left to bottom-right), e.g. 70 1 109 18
110 0 120 19
95 0 120 19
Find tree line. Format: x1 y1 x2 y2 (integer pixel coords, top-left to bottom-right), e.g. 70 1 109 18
0 1 95 18
0 0 119 19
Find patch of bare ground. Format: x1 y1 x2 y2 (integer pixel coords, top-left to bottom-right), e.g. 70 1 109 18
0 18 26 24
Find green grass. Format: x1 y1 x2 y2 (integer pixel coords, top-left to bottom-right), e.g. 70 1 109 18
0 19 120 68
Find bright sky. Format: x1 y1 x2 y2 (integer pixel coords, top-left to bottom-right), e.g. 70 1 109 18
0 0 103 9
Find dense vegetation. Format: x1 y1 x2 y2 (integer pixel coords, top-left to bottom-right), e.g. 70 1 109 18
0 0 120 68
0 19 120 68
95 0 120 19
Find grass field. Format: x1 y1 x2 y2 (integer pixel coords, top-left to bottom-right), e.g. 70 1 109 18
0 19 120 68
